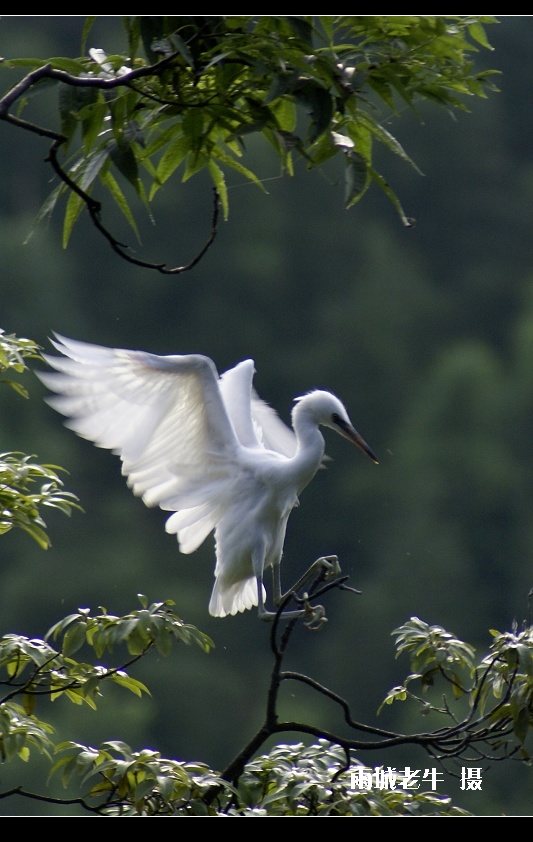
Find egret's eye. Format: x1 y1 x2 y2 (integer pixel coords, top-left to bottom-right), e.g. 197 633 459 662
331 412 341 424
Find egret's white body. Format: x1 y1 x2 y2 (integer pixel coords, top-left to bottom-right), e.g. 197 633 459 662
38 335 377 621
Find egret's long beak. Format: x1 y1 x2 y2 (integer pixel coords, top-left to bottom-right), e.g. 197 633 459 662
336 419 379 464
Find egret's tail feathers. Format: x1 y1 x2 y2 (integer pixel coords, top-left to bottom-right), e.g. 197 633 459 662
208 576 266 618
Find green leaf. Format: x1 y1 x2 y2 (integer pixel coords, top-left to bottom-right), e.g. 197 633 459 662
152 134 191 197
210 147 267 192
62 622 88 657
2 56 85 74
80 16 97 54
24 182 66 244
270 97 297 133
100 170 140 240
62 190 86 249
369 167 413 227
80 147 110 191
182 150 209 182
358 111 423 173
111 672 150 698
344 153 370 207
18 746 31 762
108 140 140 192
18 520 51 550
81 101 109 150
0 379 29 398
286 16 315 47
22 693 36 716
468 20 494 50
377 685 407 714
294 80 333 142
207 161 228 219
59 85 102 147
512 705 529 744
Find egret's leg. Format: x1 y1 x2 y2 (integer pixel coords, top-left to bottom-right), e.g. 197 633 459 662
252 546 285 622
278 555 341 600
257 556 342 629
257 583 326 628
283 555 341 629
256 577 292 621
272 560 283 606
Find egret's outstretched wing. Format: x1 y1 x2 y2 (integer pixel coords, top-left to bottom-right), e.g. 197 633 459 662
37 334 241 552
218 358 297 457
218 359 262 449
249 391 297 457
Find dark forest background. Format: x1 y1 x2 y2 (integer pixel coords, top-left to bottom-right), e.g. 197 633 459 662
1 16 533 815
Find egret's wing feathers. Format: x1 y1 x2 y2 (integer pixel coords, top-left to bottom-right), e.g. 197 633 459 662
249 391 297 457
38 335 241 548
218 359 262 448
219 359 296 457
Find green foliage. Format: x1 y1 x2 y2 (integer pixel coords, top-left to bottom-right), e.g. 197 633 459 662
0 452 80 548
381 617 533 764
478 626 533 748
46 594 214 659
0 597 212 772
0 330 80 548
2 600 533 813
0 328 41 398
235 741 472 816
50 741 228 816
48 738 473 816
0 703 55 763
0 15 499 244
392 616 476 697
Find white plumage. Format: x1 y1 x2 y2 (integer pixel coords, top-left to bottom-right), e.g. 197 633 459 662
38 335 377 621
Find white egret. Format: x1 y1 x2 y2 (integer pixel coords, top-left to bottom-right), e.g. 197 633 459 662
37 335 378 625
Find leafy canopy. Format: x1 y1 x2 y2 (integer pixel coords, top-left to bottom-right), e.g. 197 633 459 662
2 606 533 815
1 16 499 266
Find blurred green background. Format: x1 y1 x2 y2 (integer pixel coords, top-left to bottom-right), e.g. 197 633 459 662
1 16 533 815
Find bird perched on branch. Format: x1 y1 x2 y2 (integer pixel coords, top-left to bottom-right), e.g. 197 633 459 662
37 335 378 626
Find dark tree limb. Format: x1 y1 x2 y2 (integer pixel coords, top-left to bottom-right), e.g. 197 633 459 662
203 568 528 807
0 62 220 274
47 141 220 273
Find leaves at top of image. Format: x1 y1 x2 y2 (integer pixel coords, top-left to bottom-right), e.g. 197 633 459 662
0 16 500 256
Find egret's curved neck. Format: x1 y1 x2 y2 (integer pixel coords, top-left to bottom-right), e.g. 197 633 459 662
289 405 326 493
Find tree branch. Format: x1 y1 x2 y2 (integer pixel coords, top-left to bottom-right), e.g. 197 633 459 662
0 60 220 274
46 140 220 274
206 571 531 807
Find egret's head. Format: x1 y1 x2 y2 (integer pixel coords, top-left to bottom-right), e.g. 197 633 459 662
294 390 378 463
